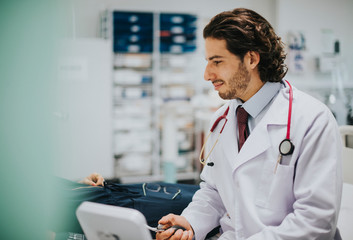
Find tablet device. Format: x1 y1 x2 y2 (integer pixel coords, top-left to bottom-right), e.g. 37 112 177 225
76 201 153 240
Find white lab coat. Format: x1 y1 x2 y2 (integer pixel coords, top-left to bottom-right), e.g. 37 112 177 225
182 84 343 240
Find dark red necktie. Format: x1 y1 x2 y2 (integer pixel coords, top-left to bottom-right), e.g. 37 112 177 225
237 106 249 151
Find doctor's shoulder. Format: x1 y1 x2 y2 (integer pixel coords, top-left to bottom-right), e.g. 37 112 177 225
292 88 337 124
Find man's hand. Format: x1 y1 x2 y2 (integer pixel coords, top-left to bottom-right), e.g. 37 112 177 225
156 214 193 240
80 173 105 186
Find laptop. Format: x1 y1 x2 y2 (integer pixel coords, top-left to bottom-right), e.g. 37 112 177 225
76 201 153 240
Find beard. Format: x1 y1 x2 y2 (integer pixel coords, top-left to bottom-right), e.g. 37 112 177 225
218 62 250 100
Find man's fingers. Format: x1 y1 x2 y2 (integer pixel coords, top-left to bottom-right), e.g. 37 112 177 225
158 214 175 225
156 228 174 240
187 230 193 240
80 178 96 186
93 173 105 186
80 173 104 186
170 229 183 239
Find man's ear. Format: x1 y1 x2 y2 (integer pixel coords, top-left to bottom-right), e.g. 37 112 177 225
247 51 260 69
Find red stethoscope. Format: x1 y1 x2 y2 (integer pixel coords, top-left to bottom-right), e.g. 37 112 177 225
199 80 295 168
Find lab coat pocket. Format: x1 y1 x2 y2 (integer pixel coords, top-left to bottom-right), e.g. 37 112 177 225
255 162 295 212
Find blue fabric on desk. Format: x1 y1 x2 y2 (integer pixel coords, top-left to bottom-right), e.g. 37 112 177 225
52 177 200 237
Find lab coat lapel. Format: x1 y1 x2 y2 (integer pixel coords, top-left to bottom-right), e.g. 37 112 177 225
232 90 289 171
217 101 239 168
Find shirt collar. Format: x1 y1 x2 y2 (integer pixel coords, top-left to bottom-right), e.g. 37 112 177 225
240 81 282 118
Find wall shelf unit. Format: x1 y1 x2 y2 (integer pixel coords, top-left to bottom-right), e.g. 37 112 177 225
101 10 200 183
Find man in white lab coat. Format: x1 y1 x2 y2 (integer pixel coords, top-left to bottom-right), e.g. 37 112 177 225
156 8 343 240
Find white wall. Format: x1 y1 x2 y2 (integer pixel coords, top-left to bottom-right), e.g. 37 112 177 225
65 0 353 116
65 0 276 38
276 0 353 83
63 0 277 94
66 0 353 80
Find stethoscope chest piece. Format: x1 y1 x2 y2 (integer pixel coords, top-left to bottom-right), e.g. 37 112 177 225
279 139 294 156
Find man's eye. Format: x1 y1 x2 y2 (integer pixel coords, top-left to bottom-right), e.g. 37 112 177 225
214 61 222 65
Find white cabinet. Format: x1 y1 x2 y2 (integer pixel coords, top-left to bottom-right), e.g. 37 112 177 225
55 39 114 180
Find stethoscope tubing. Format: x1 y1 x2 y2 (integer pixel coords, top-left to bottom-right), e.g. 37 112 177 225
199 80 294 166
285 80 293 140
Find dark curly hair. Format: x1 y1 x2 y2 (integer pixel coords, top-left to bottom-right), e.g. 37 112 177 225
203 8 287 82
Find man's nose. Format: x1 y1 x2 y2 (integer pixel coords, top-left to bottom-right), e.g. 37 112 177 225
204 65 216 81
